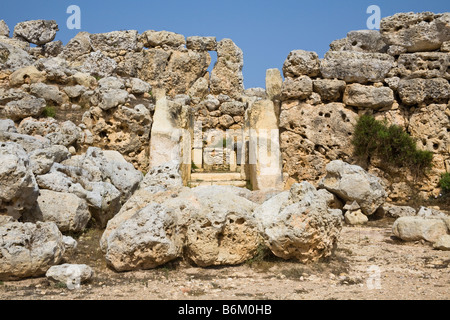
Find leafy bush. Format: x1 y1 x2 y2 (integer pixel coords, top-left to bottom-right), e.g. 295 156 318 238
439 173 450 194
352 114 433 177
41 106 56 118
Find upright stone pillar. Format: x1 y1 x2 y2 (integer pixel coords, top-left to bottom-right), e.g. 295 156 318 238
266 68 283 101
149 88 182 167
248 99 283 191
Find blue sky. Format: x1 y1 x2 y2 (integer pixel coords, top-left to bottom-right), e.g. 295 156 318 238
1 0 448 88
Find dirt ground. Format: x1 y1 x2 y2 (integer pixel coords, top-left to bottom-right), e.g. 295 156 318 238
0 218 449 301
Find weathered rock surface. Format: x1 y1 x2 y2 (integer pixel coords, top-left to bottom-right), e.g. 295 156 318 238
255 182 343 263
397 78 450 105
46 264 93 289
283 50 320 78
313 79 346 102
280 102 357 184
281 76 313 100
0 221 65 280
102 202 184 272
2 95 46 121
392 216 449 243
343 84 394 109
433 235 450 251
13 20 59 45
380 12 450 52
319 160 387 215
0 142 39 219
140 30 186 49
210 39 244 99
183 186 260 267
23 190 91 233
320 51 395 83
186 36 216 51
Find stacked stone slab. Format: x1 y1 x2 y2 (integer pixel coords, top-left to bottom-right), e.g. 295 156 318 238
279 11 450 200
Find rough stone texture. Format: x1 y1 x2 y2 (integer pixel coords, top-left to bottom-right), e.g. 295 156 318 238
320 51 395 83
383 205 417 218
30 83 68 105
61 32 92 63
13 20 59 45
0 43 34 73
79 51 117 78
433 235 450 251
279 102 357 184
281 76 313 100
46 264 93 288
313 79 346 102
103 202 184 272
210 39 244 99
0 142 39 220
343 84 394 109
3 95 46 121
265 68 283 101
139 161 183 194
186 36 217 51
380 12 450 52
0 20 9 37
9 66 46 87
282 50 320 78
183 186 260 267
397 78 450 105
247 99 284 191
164 50 211 96
441 41 450 52
82 103 152 170
0 221 65 280
140 30 186 49
90 30 139 52
396 53 450 80
346 30 389 53
254 182 343 263
344 209 368 225
28 145 70 175
24 190 91 233
392 217 449 243
409 104 450 158
319 160 387 215
219 101 246 116
417 206 448 219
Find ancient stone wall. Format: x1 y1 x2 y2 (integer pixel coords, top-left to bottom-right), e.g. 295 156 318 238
279 12 450 201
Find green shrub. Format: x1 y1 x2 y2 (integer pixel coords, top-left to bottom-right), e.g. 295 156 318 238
439 173 450 194
41 106 56 118
352 114 433 177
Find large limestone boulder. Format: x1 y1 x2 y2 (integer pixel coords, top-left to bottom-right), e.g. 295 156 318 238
397 78 450 105
396 53 450 80
282 50 320 78
392 217 449 243
186 36 217 51
210 39 244 99
0 221 65 280
3 95 46 121
320 51 395 83
13 20 59 45
102 202 184 272
313 79 346 102
380 12 450 52
90 30 139 52
9 66 46 87
183 186 260 267
254 182 343 263
0 41 34 72
0 142 39 219
319 160 387 215
279 102 357 183
343 84 394 109
281 76 313 100
140 30 186 49
24 190 91 233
